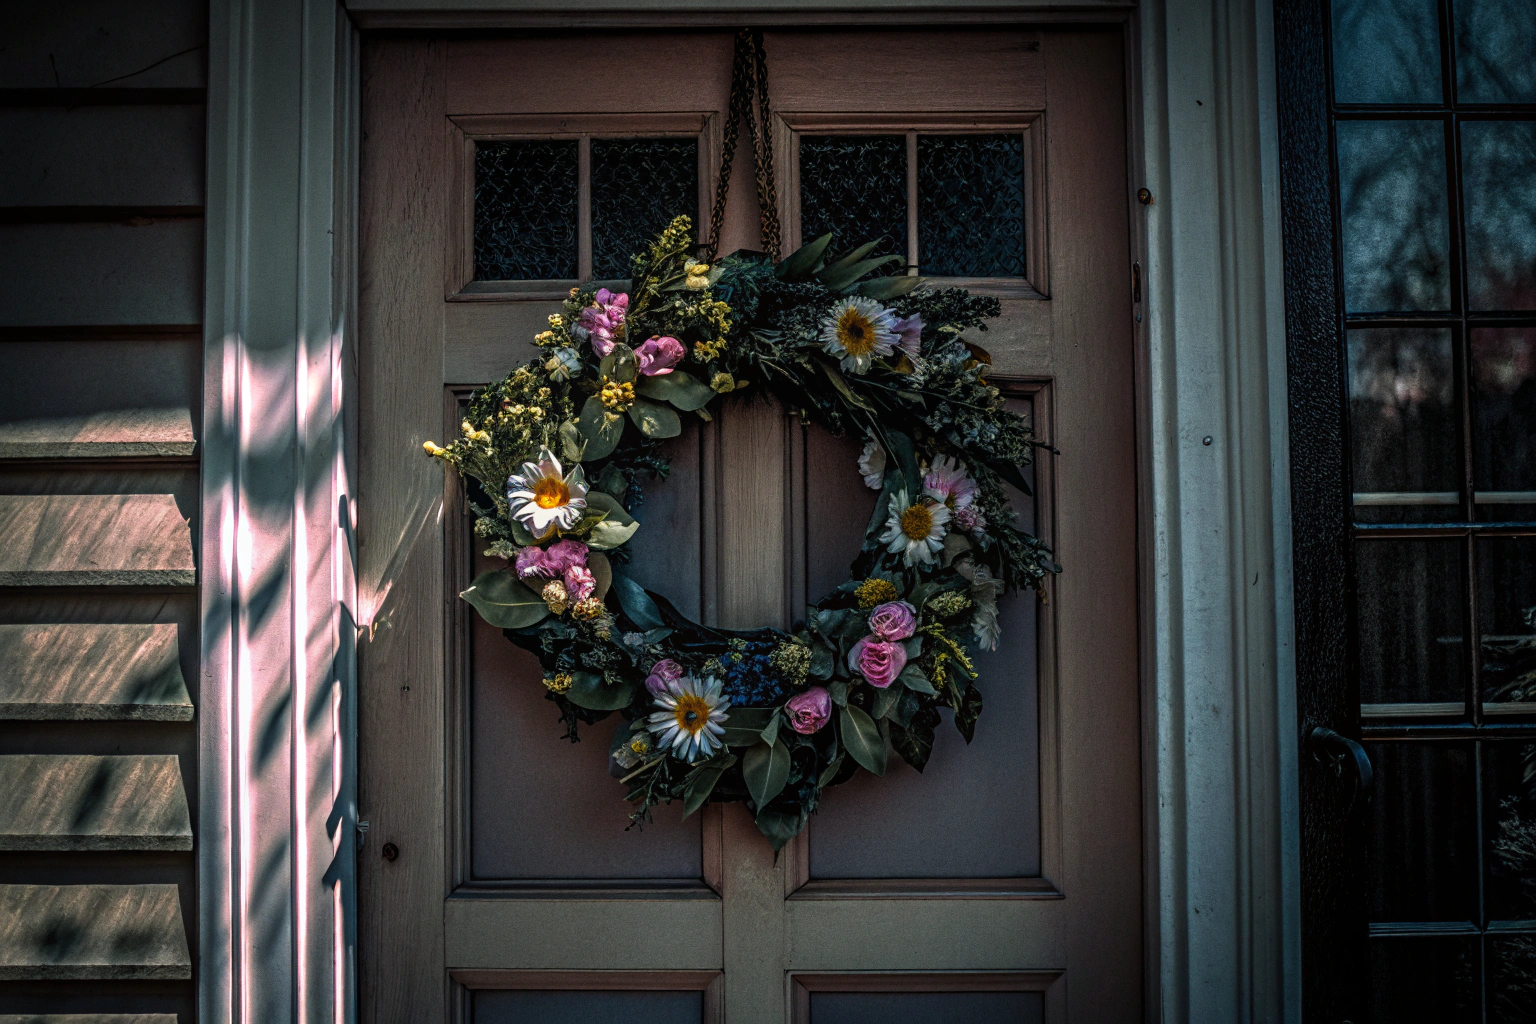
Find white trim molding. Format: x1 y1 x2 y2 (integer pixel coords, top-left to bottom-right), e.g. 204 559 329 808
202 2 360 1023
1139 0 1300 1020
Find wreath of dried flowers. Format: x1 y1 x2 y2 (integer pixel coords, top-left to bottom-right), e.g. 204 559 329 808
425 216 1057 849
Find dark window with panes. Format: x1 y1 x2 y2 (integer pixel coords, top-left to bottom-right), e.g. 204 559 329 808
1329 0 1536 1020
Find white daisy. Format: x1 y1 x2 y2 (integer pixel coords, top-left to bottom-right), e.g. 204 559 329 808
820 297 899 374
879 487 951 566
647 675 731 761
857 440 886 489
506 450 589 540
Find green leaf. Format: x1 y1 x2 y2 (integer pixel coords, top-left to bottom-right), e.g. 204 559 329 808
587 518 640 550
871 684 901 721
897 662 936 695
460 570 550 629
610 572 664 630
816 752 845 790
507 517 539 547
826 679 848 706
599 343 638 383
594 463 627 497
809 643 834 680
819 360 875 412
681 754 736 817
819 254 904 293
883 428 921 496
566 671 634 711
637 370 717 412
587 551 613 601
827 239 882 268
759 712 782 747
743 739 791 807
628 397 682 438
839 704 887 776
891 705 940 772
558 419 584 462
720 706 776 747
753 805 807 851
775 231 833 280
955 683 984 743
892 687 922 728
584 489 636 526
903 634 923 659
858 274 924 301
578 396 624 461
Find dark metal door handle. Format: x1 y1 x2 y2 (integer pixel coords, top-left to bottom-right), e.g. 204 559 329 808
1307 726 1374 810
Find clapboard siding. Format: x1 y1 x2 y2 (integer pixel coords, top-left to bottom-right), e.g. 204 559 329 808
0 2 207 90
0 221 202 326
0 884 191 980
0 107 205 208
0 495 195 586
0 755 192 851
0 623 192 721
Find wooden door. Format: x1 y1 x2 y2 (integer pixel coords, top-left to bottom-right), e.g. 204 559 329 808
359 26 1139 1024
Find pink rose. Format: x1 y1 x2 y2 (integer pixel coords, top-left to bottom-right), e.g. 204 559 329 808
542 539 588 574
848 636 907 689
785 687 832 734
892 313 923 358
645 658 684 696
634 335 686 376
866 600 917 642
563 565 596 602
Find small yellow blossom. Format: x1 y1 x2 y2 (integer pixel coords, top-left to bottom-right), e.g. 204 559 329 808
423 441 446 456
600 379 636 411
544 672 573 693
855 577 900 608
572 597 606 619
685 274 710 290
548 313 563 327
628 733 652 755
710 372 736 393
695 337 728 361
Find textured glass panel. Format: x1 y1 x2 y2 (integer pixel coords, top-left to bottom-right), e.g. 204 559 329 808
1472 328 1536 519
917 134 1026 277
1337 120 1452 312
1485 742 1536 921
1461 121 1536 311
1490 936 1536 1023
1455 0 1536 104
474 140 579 281
1355 539 1466 705
1365 741 1477 921
1477 538 1536 706
810 991 1044 1024
1348 328 1460 521
1331 0 1444 104
591 137 699 279
799 135 907 271
473 989 702 1024
1369 935 1481 1023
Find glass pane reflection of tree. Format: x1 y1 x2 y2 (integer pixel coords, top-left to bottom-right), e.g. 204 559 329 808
1461 120 1536 312
1331 0 1443 105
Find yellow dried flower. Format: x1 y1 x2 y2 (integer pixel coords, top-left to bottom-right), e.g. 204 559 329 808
548 313 563 327
628 733 652 755
572 597 606 619
542 579 570 615
600 379 636 411
695 337 728 361
544 672 573 694
423 441 446 456
685 274 710 290
710 372 735 393
855 577 900 608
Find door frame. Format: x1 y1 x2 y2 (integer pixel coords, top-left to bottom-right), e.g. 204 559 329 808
199 1 1301 1022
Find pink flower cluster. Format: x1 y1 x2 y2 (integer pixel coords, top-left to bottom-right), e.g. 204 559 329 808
848 600 917 688
634 335 685 376
515 539 595 601
645 658 683 696
578 289 629 357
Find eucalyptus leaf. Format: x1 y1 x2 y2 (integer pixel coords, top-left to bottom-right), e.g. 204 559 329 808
586 551 613 601
566 671 634 711
637 370 716 412
610 572 664 630
584 489 636 526
628 397 682 438
809 643 834 680
903 634 923 659
826 679 848 706
897 662 936 695
558 419 584 462
587 518 640 550
594 463 628 497
775 231 832 280
871 684 901 721
460 570 550 629
743 738 791 807
507 517 539 547
838 704 887 776
577 396 624 461
599 343 638 384
681 754 736 818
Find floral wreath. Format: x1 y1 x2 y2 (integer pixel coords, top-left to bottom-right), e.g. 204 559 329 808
425 216 1056 849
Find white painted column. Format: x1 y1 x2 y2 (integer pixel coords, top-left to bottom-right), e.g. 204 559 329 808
202 2 359 1023
1139 0 1300 1021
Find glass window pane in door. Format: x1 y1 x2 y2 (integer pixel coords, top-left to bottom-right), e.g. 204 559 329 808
1365 741 1478 921
916 134 1027 277
1461 120 1536 311
1483 742 1536 921
1477 538 1536 706
1355 539 1466 706
1454 0 1536 104
1369 935 1481 1023
1471 327 1536 516
799 135 907 271
591 137 699 279
1337 120 1452 312
1348 327 1460 520
1331 0 1444 105
474 139 579 281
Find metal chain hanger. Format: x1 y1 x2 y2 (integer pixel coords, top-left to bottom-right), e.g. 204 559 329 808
706 28 782 261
